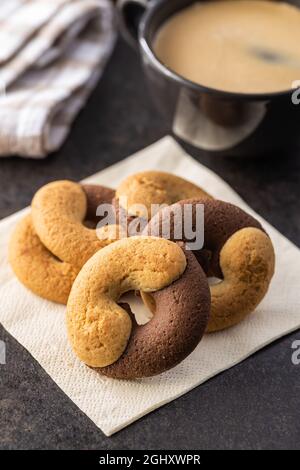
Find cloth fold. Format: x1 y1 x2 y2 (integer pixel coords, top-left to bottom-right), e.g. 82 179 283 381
0 137 300 436
0 0 116 158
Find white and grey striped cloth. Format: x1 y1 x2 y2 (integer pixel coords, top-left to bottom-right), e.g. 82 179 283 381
0 0 116 158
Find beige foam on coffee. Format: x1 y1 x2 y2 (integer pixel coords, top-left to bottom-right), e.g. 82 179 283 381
154 0 300 94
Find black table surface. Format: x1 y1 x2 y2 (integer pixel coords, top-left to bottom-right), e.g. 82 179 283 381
0 38 300 450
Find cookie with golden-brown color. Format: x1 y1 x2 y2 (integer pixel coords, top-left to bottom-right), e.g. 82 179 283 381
101 245 210 379
9 214 79 304
66 236 187 369
66 236 210 378
115 171 211 220
208 227 275 332
31 181 122 269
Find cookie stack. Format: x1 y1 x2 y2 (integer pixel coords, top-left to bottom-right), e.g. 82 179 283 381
9 171 275 379
9 181 118 304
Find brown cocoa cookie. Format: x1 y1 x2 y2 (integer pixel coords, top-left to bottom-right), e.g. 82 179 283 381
9 214 79 304
100 245 210 379
115 171 212 221
145 198 264 277
83 184 115 224
31 180 122 269
66 236 187 369
66 236 210 378
144 199 275 332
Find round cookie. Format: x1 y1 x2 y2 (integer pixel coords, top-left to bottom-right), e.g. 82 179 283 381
145 198 265 277
144 199 275 332
66 237 210 378
115 171 211 220
9 214 79 304
31 180 122 269
100 245 210 379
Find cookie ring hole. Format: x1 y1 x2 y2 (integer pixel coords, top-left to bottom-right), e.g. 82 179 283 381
208 277 223 286
119 292 154 326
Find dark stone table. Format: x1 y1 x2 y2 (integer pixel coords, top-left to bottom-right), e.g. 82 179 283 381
0 38 299 450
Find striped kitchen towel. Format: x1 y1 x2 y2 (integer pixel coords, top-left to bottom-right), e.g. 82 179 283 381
0 0 116 158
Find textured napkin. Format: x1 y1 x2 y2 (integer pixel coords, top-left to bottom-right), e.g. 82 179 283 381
1 136 300 436
0 0 116 158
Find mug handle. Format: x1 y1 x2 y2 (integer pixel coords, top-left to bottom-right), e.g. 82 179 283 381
116 0 149 49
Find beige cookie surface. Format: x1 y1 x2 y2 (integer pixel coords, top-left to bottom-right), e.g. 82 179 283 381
31 180 122 268
115 171 211 219
66 236 187 369
208 227 275 332
9 214 79 304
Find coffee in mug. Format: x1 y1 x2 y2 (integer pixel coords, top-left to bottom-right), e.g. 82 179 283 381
154 0 300 94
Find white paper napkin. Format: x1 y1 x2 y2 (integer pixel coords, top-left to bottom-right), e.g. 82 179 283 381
0 136 300 436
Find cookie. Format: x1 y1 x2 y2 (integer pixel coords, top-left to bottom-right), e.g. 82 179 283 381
31 180 122 268
208 226 275 332
115 171 211 220
144 198 275 332
101 245 210 379
66 236 210 378
9 214 79 304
